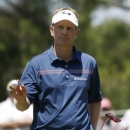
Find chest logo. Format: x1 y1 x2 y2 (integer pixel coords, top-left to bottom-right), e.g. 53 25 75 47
74 77 87 81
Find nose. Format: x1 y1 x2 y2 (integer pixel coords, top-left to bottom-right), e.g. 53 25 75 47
62 28 68 35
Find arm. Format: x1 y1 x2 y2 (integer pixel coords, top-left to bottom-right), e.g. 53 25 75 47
88 101 101 130
14 96 30 111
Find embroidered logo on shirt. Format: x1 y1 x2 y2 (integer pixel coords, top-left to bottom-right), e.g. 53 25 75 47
74 77 87 81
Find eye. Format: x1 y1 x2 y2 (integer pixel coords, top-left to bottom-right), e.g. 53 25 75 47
58 26 63 29
67 27 72 30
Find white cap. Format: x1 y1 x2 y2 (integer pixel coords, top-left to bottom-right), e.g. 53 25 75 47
52 10 78 26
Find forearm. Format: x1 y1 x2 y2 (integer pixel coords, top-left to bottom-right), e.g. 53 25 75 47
14 97 30 111
88 101 101 130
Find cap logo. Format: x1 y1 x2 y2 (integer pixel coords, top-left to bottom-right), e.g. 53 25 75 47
62 11 71 15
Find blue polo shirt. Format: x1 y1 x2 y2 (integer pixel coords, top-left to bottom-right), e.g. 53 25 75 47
20 45 102 130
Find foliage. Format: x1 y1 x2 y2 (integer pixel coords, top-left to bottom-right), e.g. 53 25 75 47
0 0 130 110
74 12 130 109
0 0 52 100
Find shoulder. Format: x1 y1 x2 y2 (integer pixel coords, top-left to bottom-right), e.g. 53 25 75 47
31 50 48 62
79 51 97 67
82 52 96 61
23 49 49 70
27 49 49 66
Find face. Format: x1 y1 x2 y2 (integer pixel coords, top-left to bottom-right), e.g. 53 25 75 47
50 20 80 47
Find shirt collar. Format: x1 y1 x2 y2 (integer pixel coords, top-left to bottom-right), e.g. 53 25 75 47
48 45 81 64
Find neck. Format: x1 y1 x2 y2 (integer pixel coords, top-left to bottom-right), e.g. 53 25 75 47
53 45 73 62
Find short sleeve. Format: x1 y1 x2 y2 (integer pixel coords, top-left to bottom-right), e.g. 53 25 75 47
87 64 102 103
20 61 39 104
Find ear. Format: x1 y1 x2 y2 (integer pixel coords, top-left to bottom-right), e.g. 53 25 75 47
75 29 80 39
49 26 54 37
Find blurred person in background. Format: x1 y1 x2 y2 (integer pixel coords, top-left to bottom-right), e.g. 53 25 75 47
116 109 130 130
97 97 119 130
0 80 33 130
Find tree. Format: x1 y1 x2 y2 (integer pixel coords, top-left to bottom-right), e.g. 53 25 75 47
86 20 130 109
0 0 52 101
0 0 130 110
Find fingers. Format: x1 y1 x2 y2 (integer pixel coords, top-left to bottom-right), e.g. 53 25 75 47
9 85 15 92
9 79 19 90
9 83 27 101
9 83 26 94
17 79 20 86
20 85 26 91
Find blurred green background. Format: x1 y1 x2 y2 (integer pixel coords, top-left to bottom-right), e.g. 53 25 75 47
0 0 130 110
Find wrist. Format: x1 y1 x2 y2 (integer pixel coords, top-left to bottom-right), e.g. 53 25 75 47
14 97 30 111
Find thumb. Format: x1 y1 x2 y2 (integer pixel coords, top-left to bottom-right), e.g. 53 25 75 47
20 85 26 91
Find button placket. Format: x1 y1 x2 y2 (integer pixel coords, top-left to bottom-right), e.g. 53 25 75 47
65 64 69 80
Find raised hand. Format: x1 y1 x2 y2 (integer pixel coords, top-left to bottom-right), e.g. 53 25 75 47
9 80 27 103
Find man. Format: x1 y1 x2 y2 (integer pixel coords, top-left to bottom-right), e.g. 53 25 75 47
9 7 102 130
0 80 33 130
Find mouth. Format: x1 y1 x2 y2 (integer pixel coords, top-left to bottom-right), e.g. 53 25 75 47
59 37 69 40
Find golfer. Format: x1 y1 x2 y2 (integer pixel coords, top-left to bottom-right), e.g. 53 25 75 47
10 7 102 130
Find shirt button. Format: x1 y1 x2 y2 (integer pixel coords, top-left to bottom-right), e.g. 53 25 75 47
66 76 69 80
